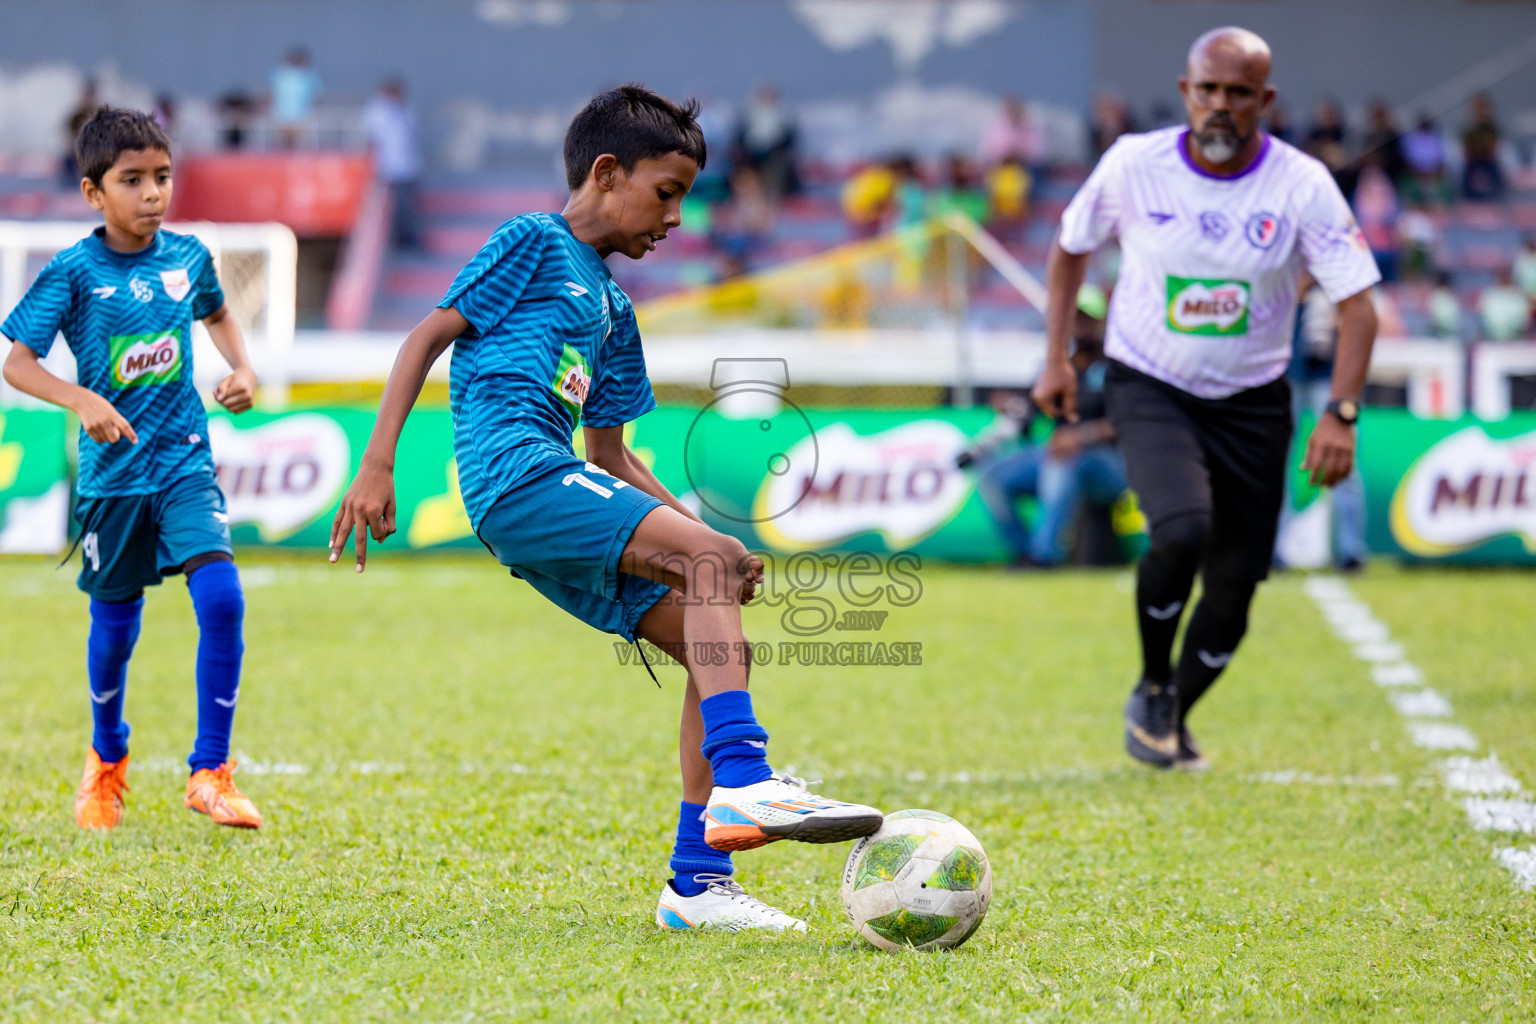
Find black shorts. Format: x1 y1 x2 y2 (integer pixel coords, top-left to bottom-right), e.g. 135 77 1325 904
1104 360 1293 583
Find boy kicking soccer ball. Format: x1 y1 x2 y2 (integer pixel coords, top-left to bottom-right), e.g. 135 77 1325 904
2 108 261 830
329 85 882 931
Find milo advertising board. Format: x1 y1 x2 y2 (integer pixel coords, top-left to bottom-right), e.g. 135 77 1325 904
4 404 1535 566
192 405 1536 565
1357 411 1536 565
199 404 1021 559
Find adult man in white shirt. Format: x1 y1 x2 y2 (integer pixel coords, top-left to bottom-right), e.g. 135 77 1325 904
1033 27 1379 769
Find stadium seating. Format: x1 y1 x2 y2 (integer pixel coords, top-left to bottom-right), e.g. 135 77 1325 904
1 159 1532 341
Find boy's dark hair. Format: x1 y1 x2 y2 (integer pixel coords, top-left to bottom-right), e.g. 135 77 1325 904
76 107 172 185
562 84 706 191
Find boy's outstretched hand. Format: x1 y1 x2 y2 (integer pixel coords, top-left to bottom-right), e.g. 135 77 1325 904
329 464 397 572
215 367 258 414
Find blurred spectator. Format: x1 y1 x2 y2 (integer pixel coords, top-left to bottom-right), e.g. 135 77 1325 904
1480 268 1530 340
1353 155 1399 281
963 286 1126 568
1305 99 1356 200
980 96 1046 178
984 156 1031 241
1401 114 1450 204
270 47 322 148
690 96 733 205
60 78 98 185
889 155 927 232
152 94 177 138
1514 237 1536 302
1461 93 1503 202
1361 100 1405 185
733 84 798 201
218 89 257 149
712 167 775 260
1265 103 1294 144
1427 271 1463 339
841 160 897 235
959 389 1039 567
1396 201 1437 280
932 154 989 225
1089 91 1134 158
363 77 421 250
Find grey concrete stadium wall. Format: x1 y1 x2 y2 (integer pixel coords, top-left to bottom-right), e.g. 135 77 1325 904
0 0 1530 165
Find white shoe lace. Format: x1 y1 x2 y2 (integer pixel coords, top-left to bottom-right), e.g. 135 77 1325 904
695 874 788 919
772 770 822 790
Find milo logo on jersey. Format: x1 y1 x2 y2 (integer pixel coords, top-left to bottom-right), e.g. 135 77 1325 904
109 330 182 388
552 344 593 426
1166 277 1250 336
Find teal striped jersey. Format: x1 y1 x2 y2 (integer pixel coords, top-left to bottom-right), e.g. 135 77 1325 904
2 228 224 497
438 213 656 530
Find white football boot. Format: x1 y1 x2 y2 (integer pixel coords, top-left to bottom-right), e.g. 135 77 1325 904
655 875 806 933
704 771 883 851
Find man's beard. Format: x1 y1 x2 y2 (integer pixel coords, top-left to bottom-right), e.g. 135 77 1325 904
1194 119 1248 163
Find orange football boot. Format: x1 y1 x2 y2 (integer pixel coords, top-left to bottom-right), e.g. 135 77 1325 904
185 761 262 829
75 749 129 829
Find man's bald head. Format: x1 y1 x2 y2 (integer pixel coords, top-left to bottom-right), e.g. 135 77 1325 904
1187 27 1272 82
1178 26 1277 170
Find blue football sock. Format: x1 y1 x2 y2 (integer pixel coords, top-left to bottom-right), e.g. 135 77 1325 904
186 561 244 773
669 800 733 897
87 596 142 763
698 690 773 788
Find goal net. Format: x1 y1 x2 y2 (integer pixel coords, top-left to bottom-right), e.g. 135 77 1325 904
0 220 297 406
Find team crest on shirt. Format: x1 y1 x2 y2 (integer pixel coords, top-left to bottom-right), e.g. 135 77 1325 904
129 278 154 302
1245 212 1282 249
1199 211 1230 240
1346 217 1369 250
160 268 191 301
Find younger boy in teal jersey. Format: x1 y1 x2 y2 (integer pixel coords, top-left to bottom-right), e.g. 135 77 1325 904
2 108 263 830
329 86 882 931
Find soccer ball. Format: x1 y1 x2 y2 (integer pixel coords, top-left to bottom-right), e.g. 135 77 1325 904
840 809 992 952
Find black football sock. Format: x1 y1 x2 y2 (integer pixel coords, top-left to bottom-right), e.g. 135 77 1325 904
1134 512 1207 683
1174 595 1252 718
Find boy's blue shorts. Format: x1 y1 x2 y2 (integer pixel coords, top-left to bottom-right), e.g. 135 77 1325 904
74 470 234 603
477 458 673 643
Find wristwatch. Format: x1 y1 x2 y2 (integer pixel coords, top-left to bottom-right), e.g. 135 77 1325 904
1324 397 1360 425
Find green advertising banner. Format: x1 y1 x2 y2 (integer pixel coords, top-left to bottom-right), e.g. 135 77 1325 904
7 404 1534 566
0 408 69 554
1354 411 1536 565
207 407 480 551
200 404 1028 559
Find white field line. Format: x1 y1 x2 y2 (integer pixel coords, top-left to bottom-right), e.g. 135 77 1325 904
1408 723 1480 750
1390 690 1454 718
1303 576 1531 893
132 755 538 777
1495 847 1536 890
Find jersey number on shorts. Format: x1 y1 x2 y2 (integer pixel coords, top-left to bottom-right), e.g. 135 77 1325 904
562 462 630 499
83 531 101 572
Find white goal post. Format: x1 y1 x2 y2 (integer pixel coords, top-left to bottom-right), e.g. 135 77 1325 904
0 220 297 406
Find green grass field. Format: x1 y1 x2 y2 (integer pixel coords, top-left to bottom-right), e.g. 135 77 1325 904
2 553 1534 1022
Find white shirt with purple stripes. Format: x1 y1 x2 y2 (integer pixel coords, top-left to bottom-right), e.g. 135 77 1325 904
1058 126 1380 399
